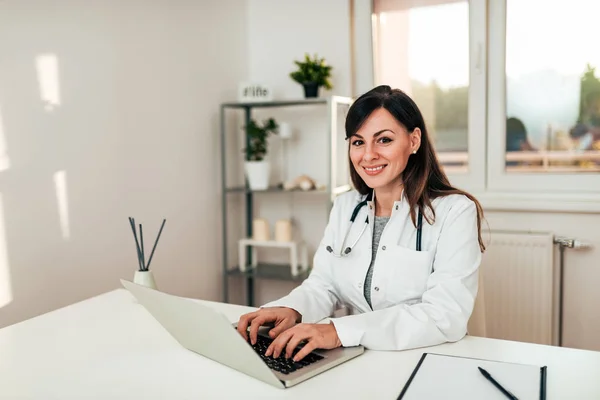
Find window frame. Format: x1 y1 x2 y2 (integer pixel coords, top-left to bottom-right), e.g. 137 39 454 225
450 0 487 192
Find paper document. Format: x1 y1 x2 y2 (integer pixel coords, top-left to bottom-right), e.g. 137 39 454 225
398 353 546 400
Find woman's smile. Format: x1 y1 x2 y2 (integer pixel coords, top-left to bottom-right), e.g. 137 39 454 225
362 164 387 176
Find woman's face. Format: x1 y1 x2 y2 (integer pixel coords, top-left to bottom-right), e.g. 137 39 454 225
349 108 420 191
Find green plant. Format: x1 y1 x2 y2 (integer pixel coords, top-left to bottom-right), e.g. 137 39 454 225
289 53 333 90
578 64 600 122
243 118 279 161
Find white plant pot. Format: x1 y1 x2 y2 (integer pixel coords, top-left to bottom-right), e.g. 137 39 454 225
134 270 157 290
279 122 292 139
244 161 270 190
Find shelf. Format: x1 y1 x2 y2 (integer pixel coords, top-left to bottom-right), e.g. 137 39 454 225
227 263 311 282
220 95 353 305
225 186 329 194
221 98 328 109
239 238 307 249
224 184 352 195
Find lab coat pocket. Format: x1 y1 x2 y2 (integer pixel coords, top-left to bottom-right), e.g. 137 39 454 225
384 246 434 302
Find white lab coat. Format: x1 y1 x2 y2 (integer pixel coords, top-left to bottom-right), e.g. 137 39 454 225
261 190 482 351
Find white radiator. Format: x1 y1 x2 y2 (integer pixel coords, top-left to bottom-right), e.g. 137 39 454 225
479 231 556 346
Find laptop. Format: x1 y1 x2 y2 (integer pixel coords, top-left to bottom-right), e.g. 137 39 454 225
120 279 364 389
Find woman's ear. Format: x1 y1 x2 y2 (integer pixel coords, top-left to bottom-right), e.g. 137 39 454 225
410 128 422 153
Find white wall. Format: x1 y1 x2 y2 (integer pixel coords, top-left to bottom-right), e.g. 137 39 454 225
247 0 352 99
0 0 248 328
236 0 354 306
351 0 376 96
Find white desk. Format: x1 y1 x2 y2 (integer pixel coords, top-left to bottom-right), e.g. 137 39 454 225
1 289 599 399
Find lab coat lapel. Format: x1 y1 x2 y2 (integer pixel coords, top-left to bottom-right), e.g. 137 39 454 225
366 190 376 236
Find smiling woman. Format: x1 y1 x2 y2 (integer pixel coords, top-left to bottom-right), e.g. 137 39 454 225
345 85 485 241
235 85 488 362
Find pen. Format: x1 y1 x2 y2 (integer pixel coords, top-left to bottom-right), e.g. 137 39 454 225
478 366 519 400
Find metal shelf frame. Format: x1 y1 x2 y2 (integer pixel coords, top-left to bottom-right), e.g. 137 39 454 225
220 96 353 306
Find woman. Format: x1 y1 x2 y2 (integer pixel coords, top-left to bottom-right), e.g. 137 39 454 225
506 117 536 153
237 85 485 363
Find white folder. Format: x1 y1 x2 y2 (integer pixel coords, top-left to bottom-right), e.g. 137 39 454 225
398 353 547 400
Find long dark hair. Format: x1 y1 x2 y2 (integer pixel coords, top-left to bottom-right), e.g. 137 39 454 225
345 85 486 253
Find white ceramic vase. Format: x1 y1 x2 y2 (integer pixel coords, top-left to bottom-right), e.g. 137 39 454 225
279 122 292 139
134 270 157 290
244 161 270 190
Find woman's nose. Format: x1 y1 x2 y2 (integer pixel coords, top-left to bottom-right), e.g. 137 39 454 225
363 144 378 161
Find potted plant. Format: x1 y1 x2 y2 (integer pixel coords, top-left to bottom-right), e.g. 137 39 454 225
243 118 279 190
289 53 333 98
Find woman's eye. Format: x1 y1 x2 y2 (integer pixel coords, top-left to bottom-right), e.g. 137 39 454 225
351 140 363 146
378 137 392 144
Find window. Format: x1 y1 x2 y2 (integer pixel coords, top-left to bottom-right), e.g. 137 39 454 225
369 0 600 196
488 0 600 192
371 0 487 191
503 0 600 173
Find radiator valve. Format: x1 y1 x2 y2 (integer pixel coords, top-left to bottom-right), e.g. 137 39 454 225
554 236 593 249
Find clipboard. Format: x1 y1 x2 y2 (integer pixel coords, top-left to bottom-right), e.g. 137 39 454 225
397 353 547 400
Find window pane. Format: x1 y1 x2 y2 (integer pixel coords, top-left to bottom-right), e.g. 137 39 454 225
373 0 469 173
505 0 600 173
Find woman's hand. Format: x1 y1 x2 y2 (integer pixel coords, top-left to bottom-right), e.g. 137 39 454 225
265 322 342 362
237 307 301 345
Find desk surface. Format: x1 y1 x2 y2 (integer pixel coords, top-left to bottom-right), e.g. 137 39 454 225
1 289 599 399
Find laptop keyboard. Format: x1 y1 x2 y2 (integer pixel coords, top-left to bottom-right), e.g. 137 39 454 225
248 334 324 375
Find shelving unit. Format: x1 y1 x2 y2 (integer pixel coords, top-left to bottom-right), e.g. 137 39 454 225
220 96 353 306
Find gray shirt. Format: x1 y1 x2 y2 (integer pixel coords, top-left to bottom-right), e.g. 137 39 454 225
364 215 390 309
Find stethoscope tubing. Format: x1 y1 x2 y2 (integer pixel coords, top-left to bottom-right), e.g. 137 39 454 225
327 193 424 257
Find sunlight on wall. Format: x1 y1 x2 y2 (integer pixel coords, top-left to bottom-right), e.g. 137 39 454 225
0 108 10 172
53 171 70 240
0 193 12 308
35 53 61 111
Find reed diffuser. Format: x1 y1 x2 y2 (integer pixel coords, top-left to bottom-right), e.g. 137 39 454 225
128 217 166 289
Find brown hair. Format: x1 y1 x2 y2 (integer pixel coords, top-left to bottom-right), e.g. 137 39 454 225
345 85 486 252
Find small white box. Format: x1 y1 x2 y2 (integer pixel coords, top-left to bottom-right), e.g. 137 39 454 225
238 83 273 103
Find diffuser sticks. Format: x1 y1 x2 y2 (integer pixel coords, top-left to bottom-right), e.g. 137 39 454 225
128 217 166 272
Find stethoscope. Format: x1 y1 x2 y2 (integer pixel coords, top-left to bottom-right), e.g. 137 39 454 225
326 191 423 257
